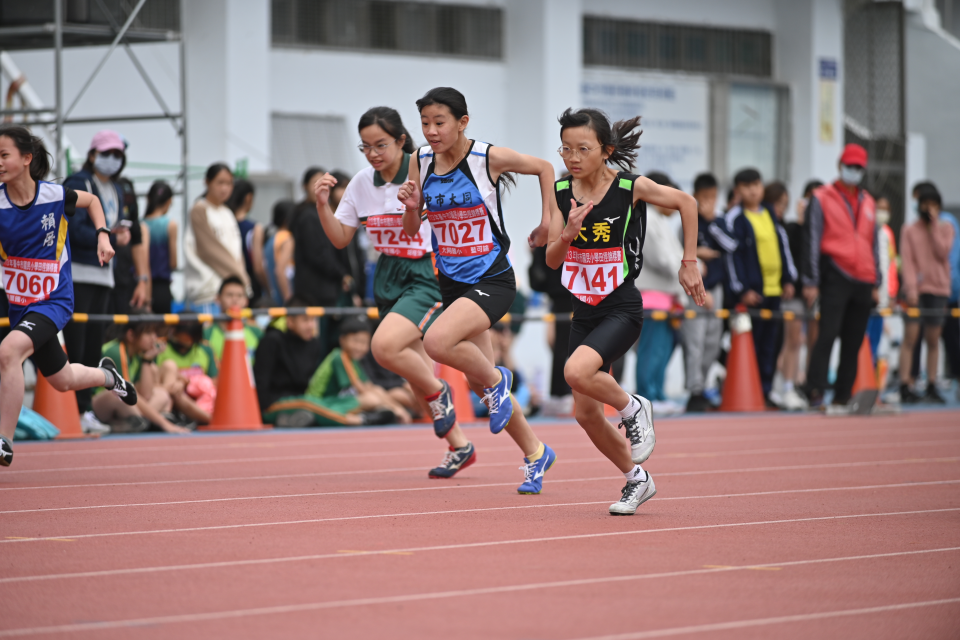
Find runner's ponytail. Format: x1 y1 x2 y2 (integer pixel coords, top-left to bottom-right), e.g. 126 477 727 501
0 124 52 181
558 108 643 172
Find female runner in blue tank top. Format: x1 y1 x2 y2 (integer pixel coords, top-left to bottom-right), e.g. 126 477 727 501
314 106 476 479
398 87 557 494
0 126 138 467
545 109 705 515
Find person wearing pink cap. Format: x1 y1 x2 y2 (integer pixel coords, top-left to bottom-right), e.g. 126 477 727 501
62 129 147 433
801 143 880 411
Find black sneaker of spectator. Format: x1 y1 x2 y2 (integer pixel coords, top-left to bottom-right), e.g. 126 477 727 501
924 384 947 404
685 393 711 413
361 410 397 425
900 384 923 404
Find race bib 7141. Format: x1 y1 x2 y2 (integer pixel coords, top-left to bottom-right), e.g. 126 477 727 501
562 247 624 306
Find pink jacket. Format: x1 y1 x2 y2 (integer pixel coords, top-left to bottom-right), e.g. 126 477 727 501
899 219 955 299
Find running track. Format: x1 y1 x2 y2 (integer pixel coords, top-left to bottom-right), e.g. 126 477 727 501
1 410 958 639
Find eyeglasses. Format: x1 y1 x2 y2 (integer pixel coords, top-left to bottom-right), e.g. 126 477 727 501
358 139 398 156
558 145 601 160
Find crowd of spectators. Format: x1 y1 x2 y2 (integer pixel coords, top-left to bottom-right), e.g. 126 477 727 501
7 130 959 436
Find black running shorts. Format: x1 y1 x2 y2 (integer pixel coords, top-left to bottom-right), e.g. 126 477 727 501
568 286 644 371
438 268 517 327
12 312 68 377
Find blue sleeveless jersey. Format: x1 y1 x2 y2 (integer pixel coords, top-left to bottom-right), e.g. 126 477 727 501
0 181 75 330
418 141 511 284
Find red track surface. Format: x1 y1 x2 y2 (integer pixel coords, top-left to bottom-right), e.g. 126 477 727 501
1 410 959 639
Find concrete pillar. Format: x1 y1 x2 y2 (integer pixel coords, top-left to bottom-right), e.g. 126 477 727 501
182 0 270 173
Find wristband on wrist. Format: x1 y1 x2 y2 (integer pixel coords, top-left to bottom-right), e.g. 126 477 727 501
97 227 111 236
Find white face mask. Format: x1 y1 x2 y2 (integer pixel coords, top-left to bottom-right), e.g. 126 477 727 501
876 209 890 226
93 153 123 177
839 165 864 186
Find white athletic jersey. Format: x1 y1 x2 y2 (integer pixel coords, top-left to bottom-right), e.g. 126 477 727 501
335 153 432 259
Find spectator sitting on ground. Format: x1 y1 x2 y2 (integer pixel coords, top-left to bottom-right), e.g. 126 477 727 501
898 184 955 404
204 276 263 365
258 310 406 427
92 323 190 434
725 168 797 406
156 322 218 425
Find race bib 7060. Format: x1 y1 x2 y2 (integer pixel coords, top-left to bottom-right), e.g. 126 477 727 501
2 256 61 306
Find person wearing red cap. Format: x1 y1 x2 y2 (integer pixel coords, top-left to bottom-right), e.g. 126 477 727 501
62 129 147 432
801 143 880 411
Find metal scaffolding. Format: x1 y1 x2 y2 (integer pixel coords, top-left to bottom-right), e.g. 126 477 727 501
0 0 186 210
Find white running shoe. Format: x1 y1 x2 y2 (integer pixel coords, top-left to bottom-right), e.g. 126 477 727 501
781 388 808 411
618 394 656 463
609 473 657 515
81 411 111 435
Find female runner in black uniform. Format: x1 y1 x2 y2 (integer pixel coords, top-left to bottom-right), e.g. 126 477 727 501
545 109 705 514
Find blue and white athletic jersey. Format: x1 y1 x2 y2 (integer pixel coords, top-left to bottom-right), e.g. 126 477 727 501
0 181 75 330
418 141 511 284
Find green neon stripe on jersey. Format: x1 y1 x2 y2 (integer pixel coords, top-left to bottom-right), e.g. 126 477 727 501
619 178 632 190
623 204 633 273
556 180 570 191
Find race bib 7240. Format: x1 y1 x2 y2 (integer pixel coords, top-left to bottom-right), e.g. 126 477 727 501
2 256 61 306
562 247 624 306
428 205 494 257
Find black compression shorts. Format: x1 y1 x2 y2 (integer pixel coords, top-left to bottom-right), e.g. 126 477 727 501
568 286 644 371
12 312 68 377
438 268 517 327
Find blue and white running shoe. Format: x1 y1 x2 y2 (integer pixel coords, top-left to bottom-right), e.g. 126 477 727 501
428 380 457 438
517 444 557 495
482 366 514 434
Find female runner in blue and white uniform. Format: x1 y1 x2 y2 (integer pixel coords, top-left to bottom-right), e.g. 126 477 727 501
314 106 475 479
545 109 705 514
0 125 138 466
398 87 556 494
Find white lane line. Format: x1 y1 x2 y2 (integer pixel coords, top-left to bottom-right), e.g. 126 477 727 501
3 454 958 495
1 547 958 637
5 436 959 477
574 598 960 640
16 422 955 457
0 495 955 558
2 471 956 517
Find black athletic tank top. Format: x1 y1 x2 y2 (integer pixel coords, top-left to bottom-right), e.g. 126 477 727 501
555 172 646 307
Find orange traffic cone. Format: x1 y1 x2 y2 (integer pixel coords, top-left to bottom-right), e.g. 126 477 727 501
850 336 878 396
33 344 87 439
438 364 477 423
200 318 266 431
719 308 766 412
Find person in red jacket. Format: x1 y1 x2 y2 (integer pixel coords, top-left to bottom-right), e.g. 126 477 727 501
802 144 880 410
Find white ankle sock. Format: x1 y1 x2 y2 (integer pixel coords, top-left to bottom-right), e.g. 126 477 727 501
624 465 646 482
784 381 794 392
618 395 641 418
100 368 116 389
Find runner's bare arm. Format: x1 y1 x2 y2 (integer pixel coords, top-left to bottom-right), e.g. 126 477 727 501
314 172 357 248
487 146 554 248
398 157 424 238
74 190 115 265
632 176 705 306
545 197 594 270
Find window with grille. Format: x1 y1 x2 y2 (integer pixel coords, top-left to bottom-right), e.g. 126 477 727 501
584 17 772 77
271 0 502 60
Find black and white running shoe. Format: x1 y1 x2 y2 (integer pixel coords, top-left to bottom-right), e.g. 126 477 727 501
428 442 476 479
609 472 656 515
618 394 655 463
99 357 138 406
1 435 13 467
